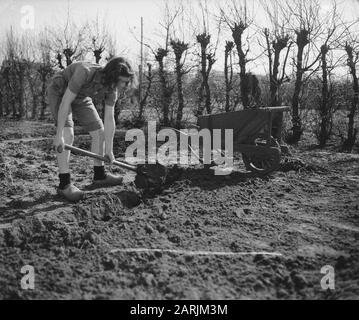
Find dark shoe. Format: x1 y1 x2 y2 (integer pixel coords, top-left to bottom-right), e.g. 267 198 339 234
57 184 84 202
92 173 123 187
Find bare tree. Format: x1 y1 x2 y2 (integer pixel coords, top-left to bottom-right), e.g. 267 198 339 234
342 35 359 151
260 0 293 141
87 15 108 64
260 0 292 107
49 6 87 68
170 39 189 128
155 48 173 126
138 62 154 121
221 0 255 109
224 40 235 112
129 0 193 126
284 0 327 143
315 2 346 147
2 28 27 119
152 1 182 126
193 0 222 116
196 32 216 116
105 34 118 61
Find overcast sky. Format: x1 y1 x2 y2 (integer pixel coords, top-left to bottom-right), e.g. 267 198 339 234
0 0 359 76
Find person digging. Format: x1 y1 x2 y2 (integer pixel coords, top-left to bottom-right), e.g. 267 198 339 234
48 57 136 201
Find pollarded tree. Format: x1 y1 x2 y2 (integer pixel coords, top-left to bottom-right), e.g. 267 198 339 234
49 8 87 68
260 0 292 108
343 40 359 151
196 32 216 116
87 15 108 64
191 0 223 116
224 40 235 112
138 63 154 122
170 39 189 128
261 0 293 141
155 48 173 126
284 0 326 143
152 1 183 126
220 0 255 109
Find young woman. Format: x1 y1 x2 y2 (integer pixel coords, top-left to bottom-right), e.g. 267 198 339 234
47 57 135 201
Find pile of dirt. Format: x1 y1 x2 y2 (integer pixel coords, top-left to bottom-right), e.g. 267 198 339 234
134 164 183 195
279 155 328 173
0 216 85 249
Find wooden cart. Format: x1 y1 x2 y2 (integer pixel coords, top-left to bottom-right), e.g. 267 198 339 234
197 106 290 175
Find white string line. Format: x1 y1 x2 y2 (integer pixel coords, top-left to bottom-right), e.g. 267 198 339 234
110 248 283 257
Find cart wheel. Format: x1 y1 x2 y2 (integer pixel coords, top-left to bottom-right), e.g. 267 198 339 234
242 150 280 175
242 136 281 175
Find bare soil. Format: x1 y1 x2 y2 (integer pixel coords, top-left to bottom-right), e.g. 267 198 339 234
0 119 358 300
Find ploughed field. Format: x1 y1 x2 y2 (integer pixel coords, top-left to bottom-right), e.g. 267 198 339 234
0 120 358 299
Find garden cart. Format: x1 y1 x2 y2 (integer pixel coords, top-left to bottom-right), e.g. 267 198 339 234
195 106 290 175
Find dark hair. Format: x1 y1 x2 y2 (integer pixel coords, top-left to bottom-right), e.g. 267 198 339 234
101 56 136 89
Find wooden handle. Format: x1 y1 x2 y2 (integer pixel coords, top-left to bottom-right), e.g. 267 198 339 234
63 144 138 172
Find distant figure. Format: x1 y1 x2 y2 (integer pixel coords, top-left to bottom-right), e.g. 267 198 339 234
47 57 136 201
245 72 261 107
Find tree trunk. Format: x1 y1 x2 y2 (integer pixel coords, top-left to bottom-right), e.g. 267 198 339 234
63 49 73 66
0 83 3 117
4 76 11 116
224 47 230 112
319 44 330 147
94 50 102 64
343 45 359 152
290 45 305 143
270 48 284 141
8 72 17 119
232 24 250 109
159 59 169 126
56 53 64 70
31 92 38 119
204 81 211 115
197 38 208 117
171 40 188 128
0 91 3 117
204 56 214 115
27 70 38 119
138 63 152 121
18 75 25 119
197 81 205 117
239 66 249 108
40 74 47 119
174 61 184 128
289 29 310 144
155 49 170 126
